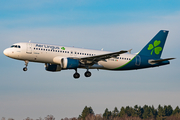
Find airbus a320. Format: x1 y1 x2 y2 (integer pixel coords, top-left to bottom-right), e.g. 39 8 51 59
3 30 175 79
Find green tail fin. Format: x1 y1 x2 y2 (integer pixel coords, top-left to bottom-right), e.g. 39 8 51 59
138 30 169 59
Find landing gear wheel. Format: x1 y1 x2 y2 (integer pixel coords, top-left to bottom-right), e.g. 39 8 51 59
84 71 91 77
23 67 27 71
73 73 80 79
23 60 29 71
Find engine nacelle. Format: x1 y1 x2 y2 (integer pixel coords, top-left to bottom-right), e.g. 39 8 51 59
61 58 79 69
45 63 61 72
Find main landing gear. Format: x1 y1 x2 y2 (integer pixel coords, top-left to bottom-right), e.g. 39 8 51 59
73 69 80 79
84 66 91 77
84 71 91 77
73 67 92 79
23 60 29 71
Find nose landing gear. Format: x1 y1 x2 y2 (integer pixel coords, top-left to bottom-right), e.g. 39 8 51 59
23 67 27 71
23 60 29 71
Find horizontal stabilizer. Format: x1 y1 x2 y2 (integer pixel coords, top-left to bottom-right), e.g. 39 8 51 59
149 58 175 63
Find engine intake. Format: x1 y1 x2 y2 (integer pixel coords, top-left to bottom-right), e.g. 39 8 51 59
45 63 61 72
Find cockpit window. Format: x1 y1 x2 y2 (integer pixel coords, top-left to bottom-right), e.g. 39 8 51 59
11 45 21 48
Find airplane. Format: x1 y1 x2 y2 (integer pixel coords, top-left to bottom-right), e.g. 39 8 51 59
3 30 175 79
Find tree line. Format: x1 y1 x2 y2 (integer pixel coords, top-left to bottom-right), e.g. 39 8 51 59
2 105 180 120
74 105 180 120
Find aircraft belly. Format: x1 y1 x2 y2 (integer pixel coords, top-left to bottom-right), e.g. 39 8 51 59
99 60 128 69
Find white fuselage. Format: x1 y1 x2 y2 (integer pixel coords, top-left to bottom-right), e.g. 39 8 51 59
3 30 173 78
4 42 136 70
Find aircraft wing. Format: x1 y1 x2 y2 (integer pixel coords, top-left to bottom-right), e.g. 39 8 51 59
70 50 128 65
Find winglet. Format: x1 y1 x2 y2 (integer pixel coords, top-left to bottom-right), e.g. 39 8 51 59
128 49 132 54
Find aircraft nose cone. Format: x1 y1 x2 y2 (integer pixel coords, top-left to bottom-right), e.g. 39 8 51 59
3 49 9 56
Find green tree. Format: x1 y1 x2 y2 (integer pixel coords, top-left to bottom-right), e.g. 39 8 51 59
125 106 135 117
133 105 139 117
118 107 126 117
150 105 157 118
103 108 111 119
157 104 165 119
80 106 94 120
142 105 150 119
164 105 173 116
137 106 143 118
172 106 180 115
112 107 119 117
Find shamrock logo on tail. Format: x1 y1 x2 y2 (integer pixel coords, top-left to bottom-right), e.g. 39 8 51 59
61 47 65 50
148 40 162 55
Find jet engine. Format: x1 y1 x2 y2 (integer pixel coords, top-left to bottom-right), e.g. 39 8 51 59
45 63 61 72
61 58 79 69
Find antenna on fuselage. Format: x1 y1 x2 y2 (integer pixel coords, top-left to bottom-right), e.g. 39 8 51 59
29 40 31 43
101 48 103 51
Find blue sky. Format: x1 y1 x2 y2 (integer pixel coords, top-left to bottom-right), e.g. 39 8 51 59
0 0 180 119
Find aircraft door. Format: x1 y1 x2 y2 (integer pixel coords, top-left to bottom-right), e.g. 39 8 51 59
135 55 141 66
26 43 32 54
